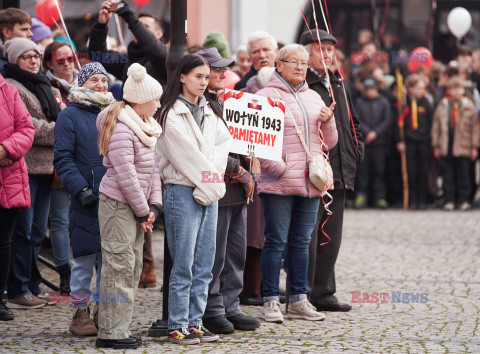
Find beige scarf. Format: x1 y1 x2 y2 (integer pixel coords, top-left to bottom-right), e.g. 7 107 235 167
118 105 162 147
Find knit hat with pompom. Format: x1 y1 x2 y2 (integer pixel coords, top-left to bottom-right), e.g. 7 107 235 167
123 63 163 104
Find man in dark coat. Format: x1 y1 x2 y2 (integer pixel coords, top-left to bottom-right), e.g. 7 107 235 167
300 30 365 312
89 0 168 88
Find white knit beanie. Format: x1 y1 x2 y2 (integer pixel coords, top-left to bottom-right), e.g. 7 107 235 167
123 63 163 104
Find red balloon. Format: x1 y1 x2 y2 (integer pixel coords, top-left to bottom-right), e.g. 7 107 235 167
132 0 152 6
408 47 433 73
223 70 241 90
36 0 61 27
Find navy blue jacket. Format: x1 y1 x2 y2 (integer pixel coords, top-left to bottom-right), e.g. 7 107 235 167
355 94 393 146
53 102 106 258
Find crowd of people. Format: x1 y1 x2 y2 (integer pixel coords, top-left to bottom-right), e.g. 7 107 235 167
0 1 479 350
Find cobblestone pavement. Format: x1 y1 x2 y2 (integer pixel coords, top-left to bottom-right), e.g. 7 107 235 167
1 209 479 353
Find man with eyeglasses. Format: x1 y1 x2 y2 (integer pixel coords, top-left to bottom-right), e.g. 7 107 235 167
0 8 32 76
300 30 364 313
196 47 261 335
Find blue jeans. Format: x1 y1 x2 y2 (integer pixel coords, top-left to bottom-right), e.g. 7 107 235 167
50 187 71 267
7 174 52 298
70 252 102 307
163 184 218 330
260 193 320 303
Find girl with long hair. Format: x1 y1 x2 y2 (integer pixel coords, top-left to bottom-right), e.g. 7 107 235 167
95 63 163 350
156 54 231 345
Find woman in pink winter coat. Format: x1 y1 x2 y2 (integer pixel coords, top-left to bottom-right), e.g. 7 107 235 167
0 74 35 321
255 44 338 324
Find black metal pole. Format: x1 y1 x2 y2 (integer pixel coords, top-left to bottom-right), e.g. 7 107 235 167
148 0 187 337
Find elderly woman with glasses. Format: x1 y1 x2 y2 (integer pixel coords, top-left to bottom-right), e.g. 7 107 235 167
3 38 65 309
254 43 338 324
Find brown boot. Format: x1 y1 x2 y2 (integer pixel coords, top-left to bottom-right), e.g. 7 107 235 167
138 262 157 288
69 306 98 336
92 304 99 329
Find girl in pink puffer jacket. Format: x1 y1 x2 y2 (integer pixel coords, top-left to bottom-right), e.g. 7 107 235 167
95 64 163 350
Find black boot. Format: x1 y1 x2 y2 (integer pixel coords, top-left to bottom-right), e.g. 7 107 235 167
203 315 235 334
227 313 260 331
0 301 14 321
96 337 141 349
58 264 71 295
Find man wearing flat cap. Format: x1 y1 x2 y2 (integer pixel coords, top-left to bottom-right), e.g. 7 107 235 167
196 47 261 334
300 30 365 312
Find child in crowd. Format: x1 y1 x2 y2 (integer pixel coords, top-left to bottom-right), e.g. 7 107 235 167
156 54 231 345
431 76 480 211
95 63 163 349
397 74 433 209
54 63 116 336
355 76 392 208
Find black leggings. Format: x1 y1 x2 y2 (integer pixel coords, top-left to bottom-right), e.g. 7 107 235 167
0 207 18 294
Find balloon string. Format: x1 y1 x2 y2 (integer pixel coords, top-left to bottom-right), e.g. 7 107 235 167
52 0 82 70
427 0 437 51
378 0 391 39
320 0 359 150
310 0 335 100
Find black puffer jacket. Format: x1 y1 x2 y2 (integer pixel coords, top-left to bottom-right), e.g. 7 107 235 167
89 5 168 88
306 69 365 191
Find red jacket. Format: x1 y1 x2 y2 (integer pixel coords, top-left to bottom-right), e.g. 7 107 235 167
0 75 35 209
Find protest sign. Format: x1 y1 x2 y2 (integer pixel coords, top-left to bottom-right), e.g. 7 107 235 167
223 89 284 161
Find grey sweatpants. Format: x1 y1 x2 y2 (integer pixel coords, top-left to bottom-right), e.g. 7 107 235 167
97 194 144 339
204 203 247 318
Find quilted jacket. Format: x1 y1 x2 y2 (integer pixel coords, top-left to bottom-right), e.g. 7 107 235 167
54 102 106 257
0 75 35 209
97 105 162 218
255 71 338 197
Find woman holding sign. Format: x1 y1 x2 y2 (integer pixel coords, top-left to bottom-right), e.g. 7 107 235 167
156 54 231 345
255 44 338 323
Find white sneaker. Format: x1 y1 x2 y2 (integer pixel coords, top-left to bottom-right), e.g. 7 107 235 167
459 202 471 211
287 299 326 321
443 202 455 211
262 300 284 323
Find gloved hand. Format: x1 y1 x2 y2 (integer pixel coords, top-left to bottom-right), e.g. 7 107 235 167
116 2 137 26
77 188 97 207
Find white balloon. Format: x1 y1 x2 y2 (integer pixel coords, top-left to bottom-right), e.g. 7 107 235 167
447 7 472 39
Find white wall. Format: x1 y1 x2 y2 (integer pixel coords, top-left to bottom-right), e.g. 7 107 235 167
231 0 308 52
